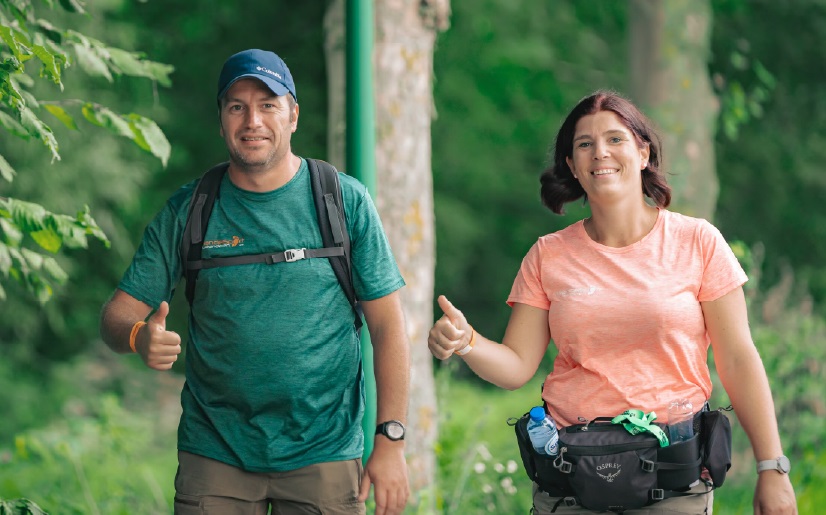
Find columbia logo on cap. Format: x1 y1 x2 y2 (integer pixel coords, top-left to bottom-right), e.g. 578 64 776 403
256 66 283 81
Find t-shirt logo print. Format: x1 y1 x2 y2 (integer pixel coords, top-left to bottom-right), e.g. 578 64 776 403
202 236 245 250
596 463 621 482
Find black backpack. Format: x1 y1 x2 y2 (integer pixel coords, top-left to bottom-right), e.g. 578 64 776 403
179 158 362 330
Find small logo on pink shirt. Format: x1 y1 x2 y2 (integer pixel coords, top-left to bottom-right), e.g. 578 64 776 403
557 286 600 298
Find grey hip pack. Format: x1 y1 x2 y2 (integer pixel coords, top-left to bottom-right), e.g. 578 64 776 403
512 408 732 513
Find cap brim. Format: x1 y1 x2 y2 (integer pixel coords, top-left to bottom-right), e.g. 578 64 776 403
218 74 291 100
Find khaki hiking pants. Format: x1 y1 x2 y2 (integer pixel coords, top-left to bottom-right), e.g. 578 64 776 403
173 451 365 515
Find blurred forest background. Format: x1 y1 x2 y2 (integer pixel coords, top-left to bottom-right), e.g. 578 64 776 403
2 0 825 513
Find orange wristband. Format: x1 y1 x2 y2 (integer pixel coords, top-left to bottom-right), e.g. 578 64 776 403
129 321 147 353
454 327 476 356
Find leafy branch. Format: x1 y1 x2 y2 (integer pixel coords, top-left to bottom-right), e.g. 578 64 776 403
0 0 173 302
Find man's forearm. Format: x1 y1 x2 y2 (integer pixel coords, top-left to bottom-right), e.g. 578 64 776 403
100 290 152 354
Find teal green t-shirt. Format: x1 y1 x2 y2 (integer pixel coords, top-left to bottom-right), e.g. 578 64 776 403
118 159 405 472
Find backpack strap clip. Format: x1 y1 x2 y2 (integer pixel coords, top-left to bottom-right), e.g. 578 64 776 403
283 248 306 262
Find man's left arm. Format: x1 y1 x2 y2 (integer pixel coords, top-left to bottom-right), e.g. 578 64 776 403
357 290 410 515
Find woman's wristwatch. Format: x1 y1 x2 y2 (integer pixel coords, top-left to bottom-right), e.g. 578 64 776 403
756 456 790 474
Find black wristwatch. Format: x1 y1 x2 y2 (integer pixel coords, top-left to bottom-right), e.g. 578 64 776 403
375 420 405 441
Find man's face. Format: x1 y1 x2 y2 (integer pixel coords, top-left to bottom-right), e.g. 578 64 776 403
219 78 298 173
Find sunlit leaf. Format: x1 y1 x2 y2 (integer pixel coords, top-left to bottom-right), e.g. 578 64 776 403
0 24 32 61
72 43 112 82
32 44 63 88
128 114 171 166
0 280 5 300
43 104 78 130
0 153 16 182
81 103 133 138
30 227 62 253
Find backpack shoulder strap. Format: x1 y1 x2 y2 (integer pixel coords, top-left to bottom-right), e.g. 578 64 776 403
181 162 229 305
307 158 362 330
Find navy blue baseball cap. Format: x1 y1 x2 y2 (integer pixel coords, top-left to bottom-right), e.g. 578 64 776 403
217 49 297 102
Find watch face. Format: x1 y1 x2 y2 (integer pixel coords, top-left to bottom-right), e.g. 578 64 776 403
778 456 791 473
386 422 405 440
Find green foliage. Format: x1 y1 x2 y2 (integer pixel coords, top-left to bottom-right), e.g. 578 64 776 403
0 353 179 514
711 0 826 315
0 498 47 515
0 0 172 303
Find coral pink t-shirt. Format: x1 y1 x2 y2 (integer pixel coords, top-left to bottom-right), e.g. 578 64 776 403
507 209 747 427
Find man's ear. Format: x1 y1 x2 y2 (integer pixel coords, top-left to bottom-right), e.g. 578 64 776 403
291 103 300 132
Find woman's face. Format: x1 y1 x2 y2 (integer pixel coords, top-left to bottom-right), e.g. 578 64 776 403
565 110 650 205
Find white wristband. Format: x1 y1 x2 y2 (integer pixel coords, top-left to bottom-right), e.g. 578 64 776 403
454 328 476 356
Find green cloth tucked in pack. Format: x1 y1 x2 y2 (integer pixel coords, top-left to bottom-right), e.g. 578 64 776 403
118 158 404 472
612 409 670 447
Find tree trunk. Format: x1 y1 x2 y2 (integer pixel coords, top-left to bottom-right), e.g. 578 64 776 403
324 0 450 506
628 0 718 220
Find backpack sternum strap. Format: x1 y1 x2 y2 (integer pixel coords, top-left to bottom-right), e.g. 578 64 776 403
186 247 345 270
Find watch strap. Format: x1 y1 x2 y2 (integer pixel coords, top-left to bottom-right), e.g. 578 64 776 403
756 456 790 474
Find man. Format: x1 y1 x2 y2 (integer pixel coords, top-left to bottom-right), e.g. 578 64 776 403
100 49 410 515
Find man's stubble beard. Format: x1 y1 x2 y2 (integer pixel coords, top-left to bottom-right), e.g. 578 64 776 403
229 133 290 175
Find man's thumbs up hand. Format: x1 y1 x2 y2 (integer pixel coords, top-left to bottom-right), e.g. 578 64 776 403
428 295 473 359
136 301 182 371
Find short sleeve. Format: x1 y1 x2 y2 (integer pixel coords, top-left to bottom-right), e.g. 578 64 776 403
118 189 191 308
346 185 405 301
507 240 550 310
697 222 748 302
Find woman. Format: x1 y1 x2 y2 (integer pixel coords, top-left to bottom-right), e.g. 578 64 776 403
428 91 797 514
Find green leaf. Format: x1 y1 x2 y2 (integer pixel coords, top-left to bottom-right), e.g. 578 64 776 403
0 24 31 61
34 18 63 44
0 110 29 138
8 198 48 234
128 114 171 166
0 279 5 300
75 205 109 247
50 214 86 249
19 106 60 161
32 44 64 89
43 104 78 130
0 152 16 182
58 0 86 14
21 247 44 270
0 217 24 246
81 103 133 139
72 43 112 82
30 227 62 253
753 60 776 90
42 256 67 284
0 241 11 276
142 60 174 88
105 47 146 76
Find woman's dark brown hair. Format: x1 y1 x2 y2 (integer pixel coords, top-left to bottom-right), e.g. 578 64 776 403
540 90 671 214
